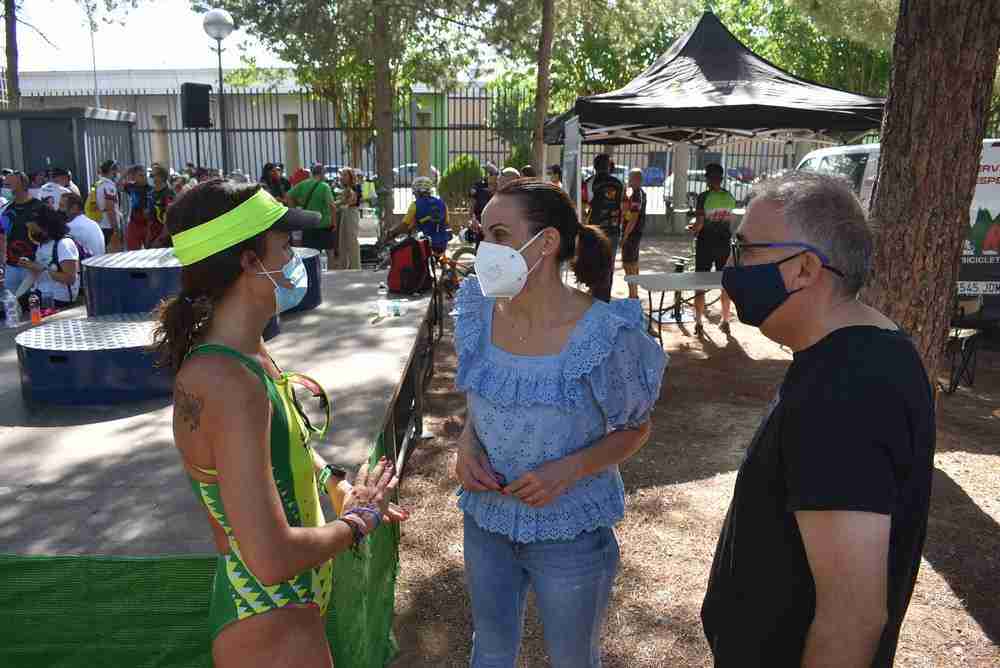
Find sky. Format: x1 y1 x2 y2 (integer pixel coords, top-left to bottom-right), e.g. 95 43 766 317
17 0 289 72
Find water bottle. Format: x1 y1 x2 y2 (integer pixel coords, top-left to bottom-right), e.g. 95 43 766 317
2 287 19 328
29 292 41 325
319 253 328 273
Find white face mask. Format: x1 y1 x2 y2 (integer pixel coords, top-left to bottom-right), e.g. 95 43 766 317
474 230 546 299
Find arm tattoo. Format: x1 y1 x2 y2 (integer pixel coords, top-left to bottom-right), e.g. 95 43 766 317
175 381 204 433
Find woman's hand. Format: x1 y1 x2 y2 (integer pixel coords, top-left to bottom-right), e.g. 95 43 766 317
331 477 409 523
504 456 582 508
454 426 501 492
18 258 43 274
341 457 400 531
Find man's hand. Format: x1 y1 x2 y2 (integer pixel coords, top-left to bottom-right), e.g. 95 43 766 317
504 456 582 508
454 426 501 492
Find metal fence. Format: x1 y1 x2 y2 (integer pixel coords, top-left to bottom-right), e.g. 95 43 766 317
18 86 819 188
18 86 541 182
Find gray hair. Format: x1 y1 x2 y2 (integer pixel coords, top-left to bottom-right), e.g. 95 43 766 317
750 170 873 296
501 167 521 179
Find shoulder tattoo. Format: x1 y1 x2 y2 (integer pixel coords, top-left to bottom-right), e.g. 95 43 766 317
175 381 204 433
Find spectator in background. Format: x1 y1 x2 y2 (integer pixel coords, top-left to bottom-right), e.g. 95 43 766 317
259 162 288 202
62 192 106 258
171 174 192 196
275 163 292 193
19 205 80 308
184 162 196 177
387 175 450 256
227 169 249 184
124 164 156 250
149 165 174 247
498 167 521 190
688 163 735 336
95 160 121 249
469 164 497 249
290 167 311 188
335 167 362 270
27 171 46 200
2 171 47 295
50 167 81 197
37 172 71 211
621 168 648 300
582 153 625 302
521 164 537 178
288 162 337 269
546 164 563 189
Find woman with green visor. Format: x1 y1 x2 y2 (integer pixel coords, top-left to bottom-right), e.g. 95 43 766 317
153 180 409 667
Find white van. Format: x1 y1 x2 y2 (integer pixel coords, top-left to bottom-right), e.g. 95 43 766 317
798 140 1000 307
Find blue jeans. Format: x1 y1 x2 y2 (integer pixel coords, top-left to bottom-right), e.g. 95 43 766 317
463 514 620 668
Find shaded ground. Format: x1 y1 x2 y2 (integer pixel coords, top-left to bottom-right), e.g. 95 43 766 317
390 238 1000 667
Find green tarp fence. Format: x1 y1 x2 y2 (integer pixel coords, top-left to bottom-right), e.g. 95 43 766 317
0 438 401 668
0 522 398 667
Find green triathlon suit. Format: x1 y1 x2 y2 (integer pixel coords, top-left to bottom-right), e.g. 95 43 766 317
695 188 737 271
184 344 334 640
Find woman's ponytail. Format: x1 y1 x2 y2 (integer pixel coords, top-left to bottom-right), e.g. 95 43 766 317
572 224 612 293
152 292 214 372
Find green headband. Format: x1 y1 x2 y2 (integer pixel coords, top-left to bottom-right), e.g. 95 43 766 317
172 189 287 266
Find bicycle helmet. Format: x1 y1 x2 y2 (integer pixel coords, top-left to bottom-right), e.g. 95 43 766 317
412 175 434 194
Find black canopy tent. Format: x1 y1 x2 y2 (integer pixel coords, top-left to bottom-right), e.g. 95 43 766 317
544 11 884 147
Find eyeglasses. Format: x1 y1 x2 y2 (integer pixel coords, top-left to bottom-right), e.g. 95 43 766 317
730 238 845 277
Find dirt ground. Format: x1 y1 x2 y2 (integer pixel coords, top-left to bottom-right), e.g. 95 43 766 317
389 238 1000 668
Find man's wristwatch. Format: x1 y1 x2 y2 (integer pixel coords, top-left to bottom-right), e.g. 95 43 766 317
316 464 348 495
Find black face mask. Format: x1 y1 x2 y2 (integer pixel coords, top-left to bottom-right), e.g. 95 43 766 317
721 252 805 327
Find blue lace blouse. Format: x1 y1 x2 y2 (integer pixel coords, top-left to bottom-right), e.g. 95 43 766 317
454 277 668 543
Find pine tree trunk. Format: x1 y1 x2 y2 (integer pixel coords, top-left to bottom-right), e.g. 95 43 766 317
4 0 19 109
373 2 395 228
531 0 555 173
862 0 1000 380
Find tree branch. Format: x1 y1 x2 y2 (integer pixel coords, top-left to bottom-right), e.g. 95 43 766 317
15 17 58 49
387 1 488 33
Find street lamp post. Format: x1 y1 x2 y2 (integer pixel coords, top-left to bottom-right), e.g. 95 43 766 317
203 9 235 176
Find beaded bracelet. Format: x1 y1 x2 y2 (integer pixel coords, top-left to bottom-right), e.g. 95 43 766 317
336 516 366 548
343 504 383 534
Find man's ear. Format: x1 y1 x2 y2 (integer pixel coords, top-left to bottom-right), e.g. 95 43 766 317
792 251 824 290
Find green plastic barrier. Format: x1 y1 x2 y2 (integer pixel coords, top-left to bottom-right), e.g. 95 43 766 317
0 452 400 667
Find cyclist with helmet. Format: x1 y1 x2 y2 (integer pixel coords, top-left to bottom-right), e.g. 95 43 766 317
387 175 451 256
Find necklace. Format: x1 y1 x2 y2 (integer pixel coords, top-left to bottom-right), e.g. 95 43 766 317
513 315 531 343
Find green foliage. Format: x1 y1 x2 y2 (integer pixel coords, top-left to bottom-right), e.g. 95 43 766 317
712 0 892 97
505 144 534 171
487 70 536 156
438 155 483 209
490 0 897 115
786 0 897 50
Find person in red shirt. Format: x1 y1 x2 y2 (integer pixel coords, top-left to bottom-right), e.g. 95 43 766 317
621 168 648 299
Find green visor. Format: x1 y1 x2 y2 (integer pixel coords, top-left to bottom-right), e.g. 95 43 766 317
172 189 325 266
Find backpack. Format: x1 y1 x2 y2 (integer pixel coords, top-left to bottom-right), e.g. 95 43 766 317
387 236 432 295
414 195 452 250
52 237 90 302
586 173 625 230
84 181 104 222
